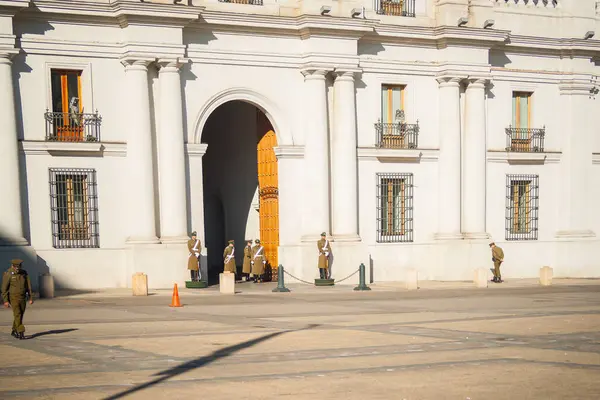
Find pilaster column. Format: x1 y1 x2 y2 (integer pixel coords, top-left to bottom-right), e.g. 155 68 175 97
300 68 330 241
121 58 159 244
157 59 188 243
556 78 596 238
462 78 489 239
331 69 360 241
435 76 463 240
0 53 26 245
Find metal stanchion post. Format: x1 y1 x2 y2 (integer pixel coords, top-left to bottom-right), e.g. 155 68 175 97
272 265 291 292
353 263 371 291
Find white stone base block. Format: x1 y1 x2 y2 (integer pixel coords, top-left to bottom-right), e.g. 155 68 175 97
132 272 148 296
39 273 54 299
540 266 553 286
125 243 188 289
474 268 488 288
405 268 418 290
219 272 235 294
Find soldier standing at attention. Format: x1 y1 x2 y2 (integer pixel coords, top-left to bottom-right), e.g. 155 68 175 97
2 259 33 340
490 242 505 283
223 240 236 274
242 239 252 281
251 239 266 283
317 232 332 279
187 231 201 282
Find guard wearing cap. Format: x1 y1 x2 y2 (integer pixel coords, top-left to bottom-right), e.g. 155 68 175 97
187 231 201 282
242 239 253 281
1 259 33 340
223 240 236 274
251 239 266 283
317 232 332 279
489 242 505 283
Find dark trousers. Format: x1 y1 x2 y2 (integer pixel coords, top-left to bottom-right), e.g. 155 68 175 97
10 298 26 333
319 268 328 279
493 261 502 279
190 270 199 282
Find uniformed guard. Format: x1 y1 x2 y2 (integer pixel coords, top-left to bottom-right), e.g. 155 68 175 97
242 239 252 281
187 231 201 282
1 259 33 340
223 240 236 274
490 242 505 283
317 232 332 279
251 239 266 283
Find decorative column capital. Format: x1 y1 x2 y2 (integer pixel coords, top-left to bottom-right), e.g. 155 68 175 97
559 77 599 97
157 58 189 73
466 77 490 89
436 76 464 87
0 52 18 65
185 143 208 158
300 68 330 81
120 56 156 70
333 68 361 81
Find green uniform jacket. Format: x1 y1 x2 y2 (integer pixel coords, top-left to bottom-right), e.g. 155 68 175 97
223 245 236 273
242 245 252 274
1 267 32 302
317 238 332 269
492 246 504 263
187 239 201 271
251 245 266 275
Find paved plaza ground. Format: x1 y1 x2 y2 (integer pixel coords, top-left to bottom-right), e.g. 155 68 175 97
0 279 599 399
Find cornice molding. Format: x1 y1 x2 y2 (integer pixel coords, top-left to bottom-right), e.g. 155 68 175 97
357 148 439 162
486 150 561 164
273 145 305 160
185 143 208 158
26 0 203 27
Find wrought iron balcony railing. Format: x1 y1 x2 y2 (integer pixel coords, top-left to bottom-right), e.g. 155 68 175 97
218 0 263 5
375 120 419 149
45 111 102 142
505 126 545 153
375 0 416 17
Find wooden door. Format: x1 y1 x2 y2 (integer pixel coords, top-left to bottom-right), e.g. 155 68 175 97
256 111 279 280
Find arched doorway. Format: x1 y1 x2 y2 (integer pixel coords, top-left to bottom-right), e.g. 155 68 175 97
201 100 280 283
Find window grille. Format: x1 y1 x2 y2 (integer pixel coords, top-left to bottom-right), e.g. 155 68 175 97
505 174 539 241
49 168 99 248
376 173 414 243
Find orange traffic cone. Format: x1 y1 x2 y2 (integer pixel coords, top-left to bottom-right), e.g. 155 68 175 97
169 283 182 307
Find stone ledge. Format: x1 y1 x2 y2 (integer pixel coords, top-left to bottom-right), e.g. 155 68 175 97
20 140 127 157
487 150 561 164
358 147 439 162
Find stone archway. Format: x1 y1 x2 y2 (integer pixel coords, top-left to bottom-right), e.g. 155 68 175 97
199 100 280 283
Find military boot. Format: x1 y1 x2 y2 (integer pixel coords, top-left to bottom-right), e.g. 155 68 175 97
17 332 25 340
11 330 17 338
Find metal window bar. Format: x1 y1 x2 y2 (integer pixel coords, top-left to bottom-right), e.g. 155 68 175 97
45 111 102 142
374 0 416 17
375 121 419 149
505 126 545 152
505 174 539 241
376 173 414 243
49 168 100 249
218 0 263 5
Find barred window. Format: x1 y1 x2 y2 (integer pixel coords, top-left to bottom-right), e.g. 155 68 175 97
505 174 539 241
376 173 414 243
49 168 99 248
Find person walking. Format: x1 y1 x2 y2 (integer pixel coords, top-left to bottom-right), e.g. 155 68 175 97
489 242 505 283
2 259 33 340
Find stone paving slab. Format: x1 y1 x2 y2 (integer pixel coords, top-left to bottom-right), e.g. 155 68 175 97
0 282 599 399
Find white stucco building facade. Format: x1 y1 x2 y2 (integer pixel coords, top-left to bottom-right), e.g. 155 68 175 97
0 0 599 289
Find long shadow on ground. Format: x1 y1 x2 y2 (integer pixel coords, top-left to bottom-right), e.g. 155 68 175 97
102 324 320 400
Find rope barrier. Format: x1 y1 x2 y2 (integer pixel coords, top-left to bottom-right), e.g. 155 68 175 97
282 268 360 285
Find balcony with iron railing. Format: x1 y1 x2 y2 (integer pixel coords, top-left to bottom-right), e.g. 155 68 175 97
45 110 102 142
374 0 416 17
505 126 545 153
375 111 419 149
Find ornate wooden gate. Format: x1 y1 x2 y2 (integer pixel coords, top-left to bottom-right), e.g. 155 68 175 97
256 110 279 280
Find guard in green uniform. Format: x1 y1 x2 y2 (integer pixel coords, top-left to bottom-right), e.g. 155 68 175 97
242 239 252 281
317 232 332 279
223 240 236 274
489 242 505 283
1 259 33 340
